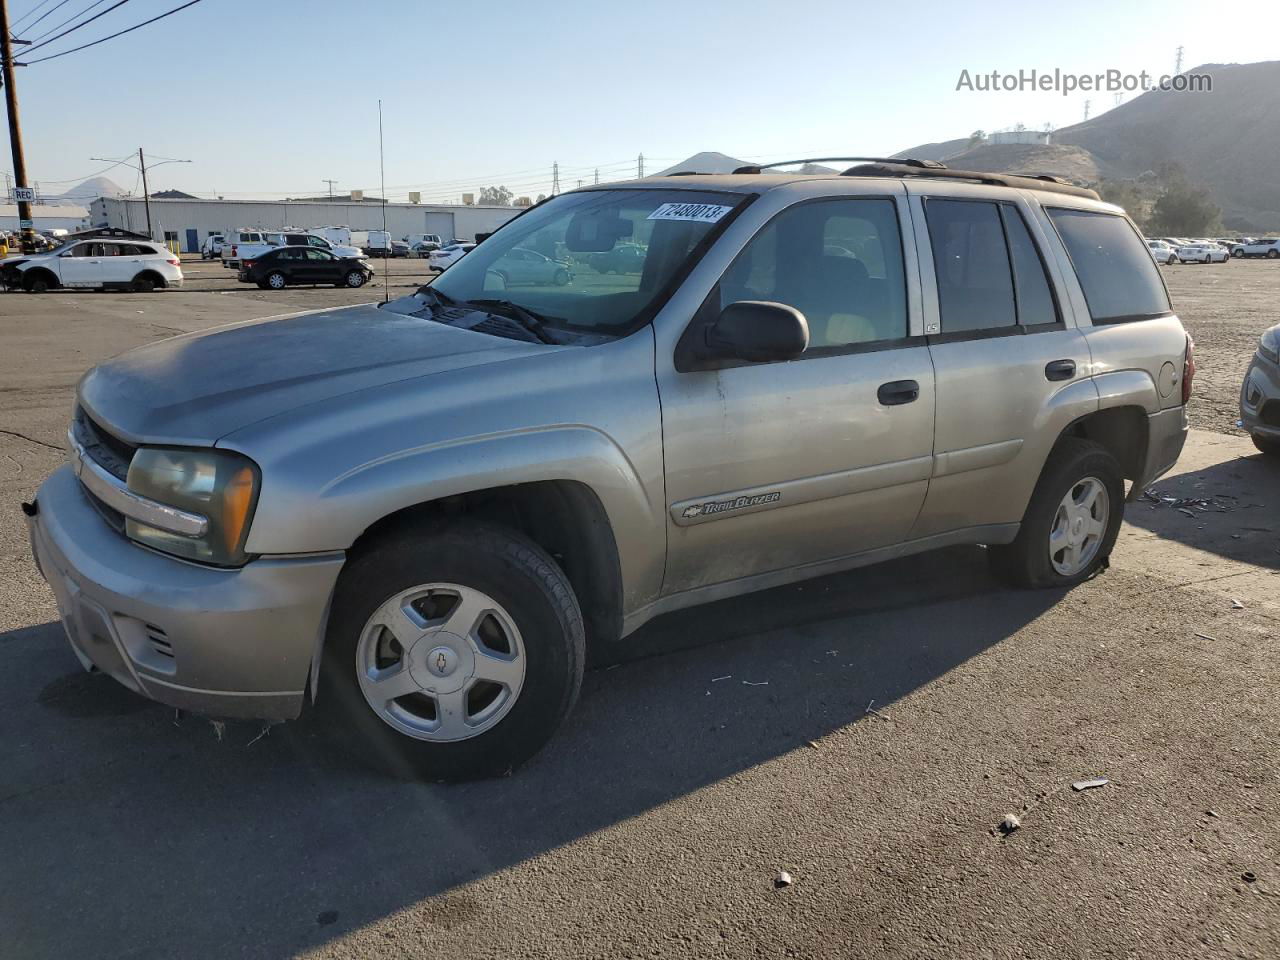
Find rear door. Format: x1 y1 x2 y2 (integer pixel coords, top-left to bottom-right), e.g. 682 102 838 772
657 188 937 594
907 185 1090 539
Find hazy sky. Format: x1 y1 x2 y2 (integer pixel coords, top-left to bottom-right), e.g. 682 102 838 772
6 0 1279 201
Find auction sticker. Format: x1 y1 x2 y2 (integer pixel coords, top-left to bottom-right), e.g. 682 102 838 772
647 202 734 223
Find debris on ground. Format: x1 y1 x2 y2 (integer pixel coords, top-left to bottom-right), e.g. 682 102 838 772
1194 633 1218 642
998 814 1021 835
1142 489 1238 515
711 675 732 682
1072 777 1109 792
806 740 820 750
1206 810 1219 818
1232 599 1246 609
1243 871 1257 884
246 721 280 746
210 719 225 742
774 870 793 888
742 680 769 687
865 699 888 719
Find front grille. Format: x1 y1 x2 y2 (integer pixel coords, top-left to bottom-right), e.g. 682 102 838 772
73 406 136 481
144 624 174 660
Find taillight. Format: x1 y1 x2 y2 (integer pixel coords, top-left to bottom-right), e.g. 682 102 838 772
243 260 255 269
231 244 237 256
167 258 180 266
1182 334 1196 404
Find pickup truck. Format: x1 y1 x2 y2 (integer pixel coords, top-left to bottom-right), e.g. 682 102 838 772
25 162 1192 781
223 231 363 268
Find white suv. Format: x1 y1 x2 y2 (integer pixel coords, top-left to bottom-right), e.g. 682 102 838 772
4 239 183 293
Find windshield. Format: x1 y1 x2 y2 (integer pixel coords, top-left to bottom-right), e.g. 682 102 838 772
430 188 747 336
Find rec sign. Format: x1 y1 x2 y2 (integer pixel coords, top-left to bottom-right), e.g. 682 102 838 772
13 187 36 203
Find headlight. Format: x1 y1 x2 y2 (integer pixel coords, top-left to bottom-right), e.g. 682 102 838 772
125 448 259 566
1260 327 1280 365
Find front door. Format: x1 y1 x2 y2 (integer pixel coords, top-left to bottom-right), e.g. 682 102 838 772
301 249 341 283
56 243 106 287
657 193 936 595
906 188 1091 538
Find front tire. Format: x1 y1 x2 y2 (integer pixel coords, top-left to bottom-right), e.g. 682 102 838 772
344 270 366 288
25 274 52 293
1267 250 1280 259
989 438 1124 588
318 521 585 781
1252 434 1280 458
1232 248 1244 258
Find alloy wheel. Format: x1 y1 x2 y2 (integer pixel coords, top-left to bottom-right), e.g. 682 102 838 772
1048 477 1109 576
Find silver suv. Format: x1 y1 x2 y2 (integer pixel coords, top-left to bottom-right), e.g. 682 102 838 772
25 159 1192 780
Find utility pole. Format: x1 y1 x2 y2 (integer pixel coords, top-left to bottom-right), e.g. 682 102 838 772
593 168 599 185
551 161 560 195
322 178 338 200
1175 45 1184 75
1083 99 1091 121
1 0 37 252
637 153 645 178
576 179 582 189
137 147 153 239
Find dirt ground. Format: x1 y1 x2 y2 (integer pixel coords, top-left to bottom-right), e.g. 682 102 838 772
0 256 1277 959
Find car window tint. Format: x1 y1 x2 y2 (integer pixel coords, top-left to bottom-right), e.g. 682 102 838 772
925 199 1016 333
1046 209 1171 323
305 250 331 261
1000 205 1058 326
719 197 908 349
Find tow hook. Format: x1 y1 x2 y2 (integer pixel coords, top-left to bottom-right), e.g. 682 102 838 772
21 500 38 517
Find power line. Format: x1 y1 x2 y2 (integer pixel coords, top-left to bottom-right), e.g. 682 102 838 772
18 0 126 54
20 0 201 64
9 0 60 31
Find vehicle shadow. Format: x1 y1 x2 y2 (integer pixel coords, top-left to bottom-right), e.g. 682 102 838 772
1124 450 1280 570
2 546 1063 960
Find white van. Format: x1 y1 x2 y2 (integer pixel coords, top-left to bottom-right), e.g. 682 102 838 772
350 230 393 258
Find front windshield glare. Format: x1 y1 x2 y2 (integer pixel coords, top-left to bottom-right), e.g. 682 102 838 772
431 189 744 335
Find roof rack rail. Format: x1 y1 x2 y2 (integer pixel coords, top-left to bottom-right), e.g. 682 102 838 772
730 156 946 175
839 162 1100 200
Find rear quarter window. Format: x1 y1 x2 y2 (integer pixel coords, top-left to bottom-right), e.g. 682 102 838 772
1046 209 1171 324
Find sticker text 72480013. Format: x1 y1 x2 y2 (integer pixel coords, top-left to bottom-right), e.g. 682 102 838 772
646 202 734 224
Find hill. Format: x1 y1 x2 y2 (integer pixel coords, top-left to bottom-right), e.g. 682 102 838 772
1053 61 1280 230
656 152 747 175
893 61 1280 229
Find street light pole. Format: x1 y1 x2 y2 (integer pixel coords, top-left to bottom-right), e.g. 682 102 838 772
1 0 36 252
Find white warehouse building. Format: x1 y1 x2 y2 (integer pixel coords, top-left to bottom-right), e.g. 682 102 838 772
90 196 524 253
1 202 91 233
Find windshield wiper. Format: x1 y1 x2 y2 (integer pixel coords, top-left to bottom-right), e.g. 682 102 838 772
467 298 558 344
415 283 455 306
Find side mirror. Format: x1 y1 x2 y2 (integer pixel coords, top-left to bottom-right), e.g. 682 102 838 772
705 301 809 364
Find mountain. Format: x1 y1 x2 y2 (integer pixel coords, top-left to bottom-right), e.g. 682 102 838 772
656 152 748 175
55 176 126 204
895 61 1280 230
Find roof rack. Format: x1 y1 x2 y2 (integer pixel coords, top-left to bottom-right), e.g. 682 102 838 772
730 156 946 175
840 162 1099 200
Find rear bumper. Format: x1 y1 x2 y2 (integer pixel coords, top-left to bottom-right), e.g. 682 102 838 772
1130 405 1189 498
26 466 345 719
1240 352 1280 439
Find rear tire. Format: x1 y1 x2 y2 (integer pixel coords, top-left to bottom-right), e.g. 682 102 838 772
318 520 585 781
1232 248 1244 258
1268 250 1280 259
130 274 157 293
266 271 287 290
1252 434 1280 458
989 438 1124 589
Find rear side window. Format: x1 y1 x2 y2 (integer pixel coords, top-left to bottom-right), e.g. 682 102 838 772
925 199 1015 333
1000 206 1059 326
1046 209 1170 323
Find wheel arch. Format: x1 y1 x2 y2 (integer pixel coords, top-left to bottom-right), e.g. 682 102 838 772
1057 404 1150 482
133 268 167 288
23 267 59 290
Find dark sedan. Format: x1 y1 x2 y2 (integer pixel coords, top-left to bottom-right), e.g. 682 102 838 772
239 246 373 290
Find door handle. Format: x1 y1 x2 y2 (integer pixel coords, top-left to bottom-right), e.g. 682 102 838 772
1045 359 1076 382
877 379 920 406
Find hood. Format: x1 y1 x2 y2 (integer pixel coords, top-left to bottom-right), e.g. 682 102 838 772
78 303 552 445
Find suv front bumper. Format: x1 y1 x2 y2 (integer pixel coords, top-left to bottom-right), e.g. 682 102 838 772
26 466 345 719
1240 352 1280 441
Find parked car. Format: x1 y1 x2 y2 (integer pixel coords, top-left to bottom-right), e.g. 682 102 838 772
1239 322 1280 458
237 246 372 289
591 242 648 274
405 233 444 253
410 241 438 258
1176 242 1228 264
391 240 411 258
221 229 270 268
1233 237 1280 259
228 232 363 269
426 242 475 272
24 167 1191 781
200 234 225 259
351 230 393 258
2 239 182 292
488 246 572 286
1146 239 1179 265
